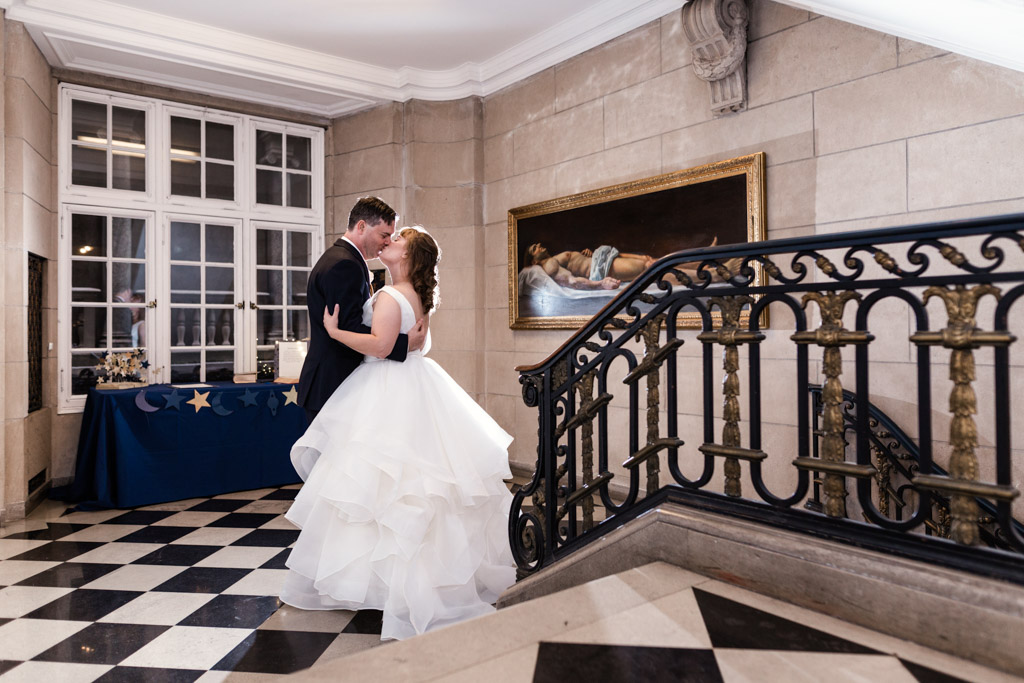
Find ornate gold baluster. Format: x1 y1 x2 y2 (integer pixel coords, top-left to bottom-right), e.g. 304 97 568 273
621 316 684 490
792 292 875 518
910 284 1018 545
574 371 597 530
696 296 764 497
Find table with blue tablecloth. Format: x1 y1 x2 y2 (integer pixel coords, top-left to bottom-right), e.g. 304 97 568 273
54 382 306 509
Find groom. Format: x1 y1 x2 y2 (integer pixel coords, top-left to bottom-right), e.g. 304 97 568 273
298 197 425 424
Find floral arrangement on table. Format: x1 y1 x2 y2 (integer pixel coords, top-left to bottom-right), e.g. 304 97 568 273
95 348 149 388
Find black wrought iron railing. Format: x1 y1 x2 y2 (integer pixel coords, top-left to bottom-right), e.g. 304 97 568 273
511 213 1024 583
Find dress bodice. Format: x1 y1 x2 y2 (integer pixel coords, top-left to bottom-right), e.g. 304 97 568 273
362 285 429 360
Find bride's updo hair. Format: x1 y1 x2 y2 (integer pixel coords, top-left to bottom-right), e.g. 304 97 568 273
400 226 441 314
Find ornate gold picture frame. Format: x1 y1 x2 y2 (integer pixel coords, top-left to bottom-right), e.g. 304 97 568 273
508 153 766 330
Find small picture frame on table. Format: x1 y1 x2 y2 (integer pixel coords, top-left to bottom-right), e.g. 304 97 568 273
274 340 308 383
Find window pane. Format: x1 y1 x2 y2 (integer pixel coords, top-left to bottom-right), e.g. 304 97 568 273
112 151 145 192
205 224 234 263
287 173 311 209
256 130 282 166
257 348 275 380
256 230 282 266
289 309 309 341
171 309 201 347
213 309 234 346
286 136 311 171
206 162 234 201
288 232 310 267
71 261 106 302
111 304 134 348
72 352 103 394
71 308 106 348
206 349 234 381
111 263 145 303
206 267 234 304
171 222 201 261
288 271 307 306
256 169 282 205
111 217 145 259
170 116 201 156
112 107 146 146
257 309 283 344
171 158 201 197
72 214 107 258
71 146 107 187
72 100 107 144
256 270 282 305
171 265 201 303
170 349 201 382
206 122 234 160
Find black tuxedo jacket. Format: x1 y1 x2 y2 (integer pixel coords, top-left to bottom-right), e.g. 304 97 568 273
297 238 408 412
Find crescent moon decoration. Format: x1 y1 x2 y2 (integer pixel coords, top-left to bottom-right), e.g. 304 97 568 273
135 389 161 413
266 392 280 417
210 394 234 416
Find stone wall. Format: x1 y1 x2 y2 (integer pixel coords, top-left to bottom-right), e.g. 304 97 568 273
1 16 58 522
477 0 1024 489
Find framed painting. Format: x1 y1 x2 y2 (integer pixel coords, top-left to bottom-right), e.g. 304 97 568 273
507 152 766 329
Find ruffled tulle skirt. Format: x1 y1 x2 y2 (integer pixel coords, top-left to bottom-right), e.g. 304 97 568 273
281 355 516 640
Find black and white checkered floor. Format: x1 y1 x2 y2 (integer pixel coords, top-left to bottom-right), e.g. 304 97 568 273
0 485 389 681
0 486 1017 682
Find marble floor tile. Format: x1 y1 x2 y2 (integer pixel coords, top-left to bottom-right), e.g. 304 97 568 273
178 594 281 629
206 513 279 529
214 489 277 500
70 542 163 564
548 587 713 649
432 643 540 683
310 632 383 666
153 567 254 594
115 526 197 544
229 529 299 547
257 604 355 632
0 520 49 538
82 563 188 591
532 642 722 682
212 629 339 675
0 617 90 660
59 524 146 543
260 488 298 500
185 499 250 513
0 538 51 560
33 621 169 664
55 509 127 525
151 511 229 527
14 561 120 588
258 549 290 569
94 665 204 682
102 510 177 526
220 568 288 596
97 591 217 626
0 661 114 683
233 500 293 515
0 559 61 585
133 544 221 566
172 527 252 546
713 650 919 683
0 585 75 617
257 516 298 531
7 541 103 562
137 498 207 512
1 523 92 541
119 625 252 670
25 588 142 621
193 546 282 569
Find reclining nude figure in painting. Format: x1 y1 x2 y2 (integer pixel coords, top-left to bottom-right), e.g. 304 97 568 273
522 237 741 291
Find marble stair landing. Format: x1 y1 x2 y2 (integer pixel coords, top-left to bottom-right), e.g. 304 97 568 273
287 560 1016 682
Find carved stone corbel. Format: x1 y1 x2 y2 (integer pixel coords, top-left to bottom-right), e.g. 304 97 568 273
681 0 749 117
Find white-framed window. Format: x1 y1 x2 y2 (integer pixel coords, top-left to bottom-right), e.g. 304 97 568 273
57 84 324 412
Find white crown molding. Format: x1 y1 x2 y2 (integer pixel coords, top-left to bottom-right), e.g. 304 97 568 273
5 0 689 114
777 0 1024 74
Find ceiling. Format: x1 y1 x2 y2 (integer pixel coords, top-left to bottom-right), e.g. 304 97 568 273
0 0 1021 118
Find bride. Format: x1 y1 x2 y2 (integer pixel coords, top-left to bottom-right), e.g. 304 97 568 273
281 226 517 640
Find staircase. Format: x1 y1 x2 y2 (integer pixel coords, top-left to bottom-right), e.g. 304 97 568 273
290 560 1019 681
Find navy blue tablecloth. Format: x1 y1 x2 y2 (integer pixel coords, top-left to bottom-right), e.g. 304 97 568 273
53 382 305 509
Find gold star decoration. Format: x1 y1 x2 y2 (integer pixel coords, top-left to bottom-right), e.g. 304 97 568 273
187 390 211 413
283 385 299 406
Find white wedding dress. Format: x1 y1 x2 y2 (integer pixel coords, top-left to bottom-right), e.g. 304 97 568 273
281 286 517 640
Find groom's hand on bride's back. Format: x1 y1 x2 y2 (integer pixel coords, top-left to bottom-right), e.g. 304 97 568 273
409 318 427 351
